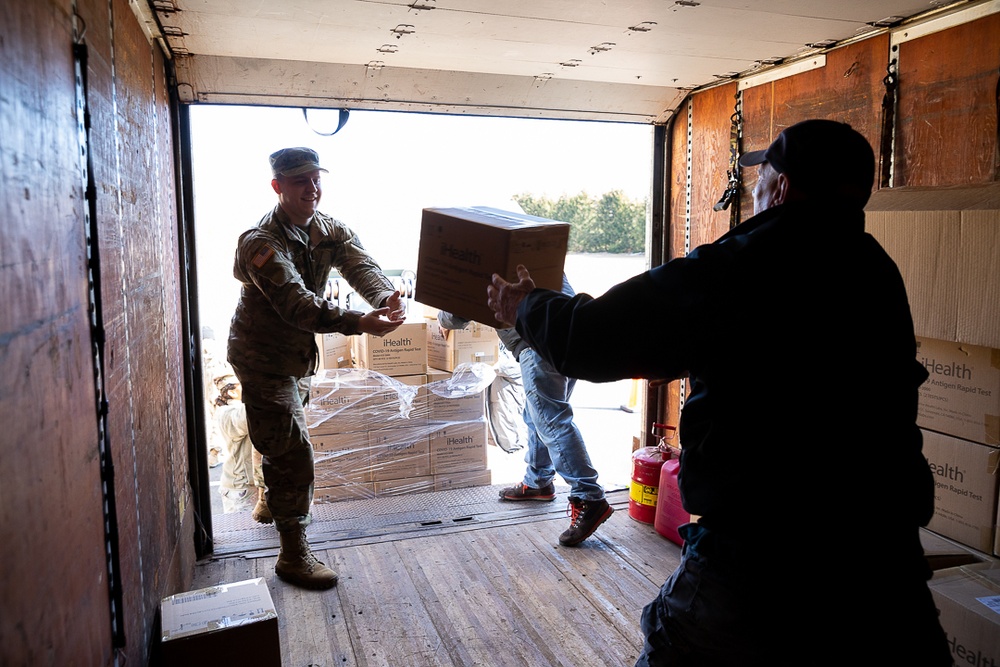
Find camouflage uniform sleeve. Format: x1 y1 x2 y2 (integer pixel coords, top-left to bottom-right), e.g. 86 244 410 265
331 226 396 310
234 230 364 334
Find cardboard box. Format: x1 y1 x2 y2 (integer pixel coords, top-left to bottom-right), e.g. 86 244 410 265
368 425 430 481
307 369 425 435
865 184 1000 349
316 331 353 370
314 482 376 503
415 206 570 325
374 475 435 496
427 320 500 372
313 431 371 484
434 468 493 492
996 489 1000 556
424 368 488 423
429 419 489 474
923 430 1000 553
916 336 1000 446
920 528 985 571
160 578 280 667
929 562 1000 667
355 321 428 376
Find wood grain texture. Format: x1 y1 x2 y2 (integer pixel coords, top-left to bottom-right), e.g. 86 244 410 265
191 507 680 667
895 13 1000 187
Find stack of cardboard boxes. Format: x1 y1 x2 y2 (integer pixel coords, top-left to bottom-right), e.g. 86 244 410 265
308 318 500 502
305 205 570 505
866 184 1000 663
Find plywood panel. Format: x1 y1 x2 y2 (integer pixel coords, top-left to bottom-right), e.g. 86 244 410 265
690 82 739 249
895 13 1000 187
668 105 689 262
0 0 114 664
739 35 888 215
108 0 186 660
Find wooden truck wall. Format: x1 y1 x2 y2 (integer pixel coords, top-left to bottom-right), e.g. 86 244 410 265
1 1 997 666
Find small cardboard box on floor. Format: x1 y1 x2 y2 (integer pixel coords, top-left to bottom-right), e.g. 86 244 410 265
928 561 1000 667
415 206 570 325
159 578 280 666
922 429 999 553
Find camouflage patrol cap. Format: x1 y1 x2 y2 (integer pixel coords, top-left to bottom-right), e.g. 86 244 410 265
269 147 329 177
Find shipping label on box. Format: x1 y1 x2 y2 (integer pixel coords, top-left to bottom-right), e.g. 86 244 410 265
427 321 500 371
316 332 353 370
355 321 427 376
160 578 280 667
916 336 1000 446
415 207 569 324
429 419 489 474
923 430 999 553
929 562 1000 667
368 425 430 481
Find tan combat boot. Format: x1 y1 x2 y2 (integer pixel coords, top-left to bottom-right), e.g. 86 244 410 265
275 528 338 590
251 491 272 524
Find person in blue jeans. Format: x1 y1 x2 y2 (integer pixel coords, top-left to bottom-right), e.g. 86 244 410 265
437 274 612 547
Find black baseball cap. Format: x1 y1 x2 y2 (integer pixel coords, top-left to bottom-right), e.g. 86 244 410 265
738 119 875 203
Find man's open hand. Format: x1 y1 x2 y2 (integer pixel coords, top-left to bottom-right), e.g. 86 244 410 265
359 291 405 336
487 265 535 327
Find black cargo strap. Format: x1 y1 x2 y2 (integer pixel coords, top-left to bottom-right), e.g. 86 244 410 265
714 90 743 229
879 59 898 188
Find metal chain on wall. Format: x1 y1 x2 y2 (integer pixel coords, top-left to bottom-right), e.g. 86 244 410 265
880 55 899 188
713 89 744 229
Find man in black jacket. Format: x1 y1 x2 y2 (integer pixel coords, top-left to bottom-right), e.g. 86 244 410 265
487 120 951 666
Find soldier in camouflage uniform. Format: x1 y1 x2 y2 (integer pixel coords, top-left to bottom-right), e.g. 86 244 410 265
228 147 405 590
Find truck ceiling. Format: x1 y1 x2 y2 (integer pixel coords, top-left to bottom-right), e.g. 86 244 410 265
140 0 982 123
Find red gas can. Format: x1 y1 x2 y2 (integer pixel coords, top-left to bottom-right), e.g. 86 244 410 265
629 446 666 524
654 453 686 546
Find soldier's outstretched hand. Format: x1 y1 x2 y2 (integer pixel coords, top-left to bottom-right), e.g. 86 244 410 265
358 305 405 337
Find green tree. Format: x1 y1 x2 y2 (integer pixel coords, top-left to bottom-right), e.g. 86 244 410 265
514 191 646 253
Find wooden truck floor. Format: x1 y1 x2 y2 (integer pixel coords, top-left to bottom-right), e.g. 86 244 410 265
192 485 679 666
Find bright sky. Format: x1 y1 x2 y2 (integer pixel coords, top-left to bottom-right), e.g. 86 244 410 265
189 105 654 339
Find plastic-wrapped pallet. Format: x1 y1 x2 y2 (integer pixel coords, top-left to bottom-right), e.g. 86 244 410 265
305 364 496 503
